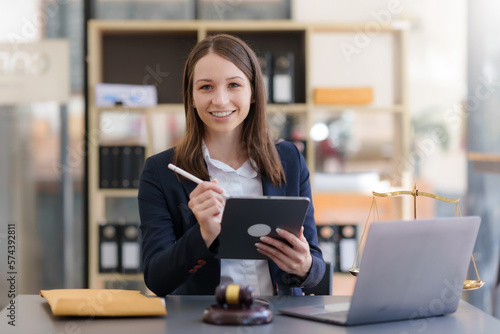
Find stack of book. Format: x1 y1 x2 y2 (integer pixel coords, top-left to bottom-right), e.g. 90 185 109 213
99 145 145 189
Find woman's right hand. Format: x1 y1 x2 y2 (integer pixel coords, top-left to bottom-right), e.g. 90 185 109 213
188 179 226 248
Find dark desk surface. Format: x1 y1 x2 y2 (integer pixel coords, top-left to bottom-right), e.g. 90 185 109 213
1 295 500 334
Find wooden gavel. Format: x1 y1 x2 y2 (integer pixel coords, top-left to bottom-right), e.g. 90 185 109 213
215 284 254 308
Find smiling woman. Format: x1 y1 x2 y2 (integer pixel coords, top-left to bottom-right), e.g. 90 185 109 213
137 33 325 297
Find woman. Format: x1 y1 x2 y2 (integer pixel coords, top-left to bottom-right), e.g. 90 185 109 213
138 34 325 296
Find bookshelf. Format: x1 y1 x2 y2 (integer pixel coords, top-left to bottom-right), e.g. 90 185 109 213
87 20 410 293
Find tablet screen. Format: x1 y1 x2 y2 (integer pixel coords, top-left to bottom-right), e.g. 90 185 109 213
216 196 310 260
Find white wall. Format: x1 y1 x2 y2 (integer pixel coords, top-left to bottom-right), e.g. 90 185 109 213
0 0 41 42
294 0 467 194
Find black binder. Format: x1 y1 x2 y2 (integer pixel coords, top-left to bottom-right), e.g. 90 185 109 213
99 223 120 273
120 223 142 274
99 146 112 188
258 52 273 103
120 146 133 188
110 146 121 188
131 146 145 188
272 52 294 104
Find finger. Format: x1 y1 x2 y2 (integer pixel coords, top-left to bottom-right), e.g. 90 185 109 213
189 187 225 209
190 181 225 200
259 235 293 254
275 228 308 251
298 226 308 244
207 178 226 196
189 195 224 219
256 243 298 273
196 203 224 225
193 198 224 216
255 242 289 263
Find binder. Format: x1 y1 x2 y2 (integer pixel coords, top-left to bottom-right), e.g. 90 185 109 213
110 146 121 188
316 225 336 265
272 52 294 104
99 224 120 273
99 146 112 188
335 224 357 273
120 223 142 274
257 52 273 103
131 146 145 188
120 146 133 188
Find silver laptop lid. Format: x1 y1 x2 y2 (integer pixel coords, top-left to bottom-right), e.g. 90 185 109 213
347 216 481 325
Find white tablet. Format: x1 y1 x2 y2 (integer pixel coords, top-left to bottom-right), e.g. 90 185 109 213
216 196 311 260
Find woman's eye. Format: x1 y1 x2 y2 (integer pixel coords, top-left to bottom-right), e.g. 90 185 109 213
200 85 212 90
229 83 240 88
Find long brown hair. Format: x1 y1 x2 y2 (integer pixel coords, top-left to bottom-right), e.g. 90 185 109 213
173 34 285 186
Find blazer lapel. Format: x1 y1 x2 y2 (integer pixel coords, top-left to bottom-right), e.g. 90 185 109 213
181 179 198 199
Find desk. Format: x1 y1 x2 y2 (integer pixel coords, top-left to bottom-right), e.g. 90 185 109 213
1 295 500 334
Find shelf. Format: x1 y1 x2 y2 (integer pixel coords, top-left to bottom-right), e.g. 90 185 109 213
87 19 410 290
96 103 309 115
468 152 500 162
97 189 139 197
311 104 405 113
468 152 500 174
96 104 184 114
267 103 308 114
311 21 410 34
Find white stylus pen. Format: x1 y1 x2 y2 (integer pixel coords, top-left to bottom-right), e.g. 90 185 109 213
168 163 229 198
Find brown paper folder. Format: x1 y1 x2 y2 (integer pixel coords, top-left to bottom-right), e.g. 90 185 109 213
40 289 166 317
314 87 373 105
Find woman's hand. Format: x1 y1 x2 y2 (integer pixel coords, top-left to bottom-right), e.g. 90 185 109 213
188 179 226 248
255 226 312 280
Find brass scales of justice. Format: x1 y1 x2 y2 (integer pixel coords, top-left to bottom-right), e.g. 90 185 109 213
348 185 484 291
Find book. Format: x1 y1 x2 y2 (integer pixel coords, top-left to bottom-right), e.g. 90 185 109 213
335 224 357 273
110 146 121 188
120 223 142 274
99 223 120 273
99 146 112 188
258 52 273 103
95 83 157 107
314 87 373 105
131 146 145 188
120 146 133 188
272 53 295 104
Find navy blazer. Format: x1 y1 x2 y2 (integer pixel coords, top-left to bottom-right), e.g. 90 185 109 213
138 141 325 296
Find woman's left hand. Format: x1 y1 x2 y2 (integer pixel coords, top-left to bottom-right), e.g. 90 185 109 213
255 226 312 280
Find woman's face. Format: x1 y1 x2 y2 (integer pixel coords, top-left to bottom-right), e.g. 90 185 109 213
192 53 252 139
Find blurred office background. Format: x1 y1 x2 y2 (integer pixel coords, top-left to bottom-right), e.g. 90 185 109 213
0 0 499 318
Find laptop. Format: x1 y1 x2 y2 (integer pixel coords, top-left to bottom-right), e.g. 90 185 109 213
279 216 481 326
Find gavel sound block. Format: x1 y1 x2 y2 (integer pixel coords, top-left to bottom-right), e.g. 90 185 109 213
202 284 273 325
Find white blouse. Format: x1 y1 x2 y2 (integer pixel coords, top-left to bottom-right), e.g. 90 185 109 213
202 143 274 295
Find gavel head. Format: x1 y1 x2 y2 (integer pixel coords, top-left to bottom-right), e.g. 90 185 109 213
215 284 254 308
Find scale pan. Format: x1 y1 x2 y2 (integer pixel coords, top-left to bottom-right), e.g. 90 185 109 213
349 268 359 277
463 280 484 291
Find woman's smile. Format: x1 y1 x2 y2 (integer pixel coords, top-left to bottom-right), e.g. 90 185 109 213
210 110 235 118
